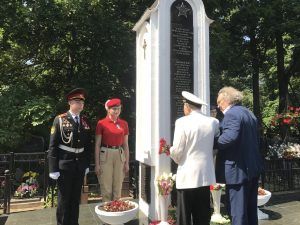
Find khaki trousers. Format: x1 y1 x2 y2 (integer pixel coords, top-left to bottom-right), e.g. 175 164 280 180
97 147 125 202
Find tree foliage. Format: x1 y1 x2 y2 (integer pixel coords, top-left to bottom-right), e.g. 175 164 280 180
0 0 299 151
204 0 300 132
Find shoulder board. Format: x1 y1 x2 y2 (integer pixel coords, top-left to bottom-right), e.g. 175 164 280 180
81 115 88 121
58 112 68 118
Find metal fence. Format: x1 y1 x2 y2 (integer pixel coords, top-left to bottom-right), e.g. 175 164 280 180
0 171 11 214
0 151 139 212
261 158 300 192
1 151 300 214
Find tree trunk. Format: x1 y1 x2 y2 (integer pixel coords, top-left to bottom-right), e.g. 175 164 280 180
276 32 289 113
275 31 290 140
249 32 262 126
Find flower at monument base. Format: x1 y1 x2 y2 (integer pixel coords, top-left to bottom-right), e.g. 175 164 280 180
157 173 176 196
159 138 170 156
149 217 176 225
210 183 225 191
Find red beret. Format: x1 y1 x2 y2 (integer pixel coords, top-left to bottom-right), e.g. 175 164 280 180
105 98 121 108
66 88 86 101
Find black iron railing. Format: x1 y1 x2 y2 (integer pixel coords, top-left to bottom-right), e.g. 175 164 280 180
0 151 138 209
0 170 11 214
2 150 300 211
261 158 300 192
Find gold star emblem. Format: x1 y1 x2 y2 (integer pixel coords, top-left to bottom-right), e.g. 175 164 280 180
176 2 190 18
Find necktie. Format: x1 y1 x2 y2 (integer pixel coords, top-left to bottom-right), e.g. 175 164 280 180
75 116 79 125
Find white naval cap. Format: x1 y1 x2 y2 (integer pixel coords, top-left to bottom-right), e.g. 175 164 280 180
182 91 207 106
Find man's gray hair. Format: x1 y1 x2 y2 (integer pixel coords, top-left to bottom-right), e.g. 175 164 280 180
218 86 243 105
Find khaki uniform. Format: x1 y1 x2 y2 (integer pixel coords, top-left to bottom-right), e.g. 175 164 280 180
97 147 126 202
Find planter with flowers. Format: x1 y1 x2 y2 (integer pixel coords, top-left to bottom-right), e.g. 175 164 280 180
94 200 138 225
210 184 230 224
14 171 39 198
157 172 176 225
257 187 272 220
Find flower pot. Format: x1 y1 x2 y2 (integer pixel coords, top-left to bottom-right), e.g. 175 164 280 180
257 190 272 220
158 195 170 225
94 201 138 225
211 189 222 214
210 190 230 224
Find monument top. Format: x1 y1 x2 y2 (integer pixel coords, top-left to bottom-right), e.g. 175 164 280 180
132 0 158 31
132 0 213 32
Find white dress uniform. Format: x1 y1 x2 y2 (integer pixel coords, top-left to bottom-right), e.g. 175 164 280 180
170 91 219 225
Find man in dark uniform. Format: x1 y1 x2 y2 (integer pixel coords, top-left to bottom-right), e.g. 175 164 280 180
48 88 92 225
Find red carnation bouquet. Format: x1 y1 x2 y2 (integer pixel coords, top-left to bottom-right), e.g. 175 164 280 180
99 200 134 212
159 138 170 156
210 184 225 191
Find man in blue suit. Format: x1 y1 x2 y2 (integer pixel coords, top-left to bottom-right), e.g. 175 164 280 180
215 87 264 225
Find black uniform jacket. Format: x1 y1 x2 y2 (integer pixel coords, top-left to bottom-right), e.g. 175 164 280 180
48 111 92 172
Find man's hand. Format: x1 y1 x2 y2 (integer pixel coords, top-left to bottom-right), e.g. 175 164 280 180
49 172 60 180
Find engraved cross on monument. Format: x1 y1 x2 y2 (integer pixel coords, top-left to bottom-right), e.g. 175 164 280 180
133 0 212 224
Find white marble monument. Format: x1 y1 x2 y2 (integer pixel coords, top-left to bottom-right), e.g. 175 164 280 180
133 0 212 223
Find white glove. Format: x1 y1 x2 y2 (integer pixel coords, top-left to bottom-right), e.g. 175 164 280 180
49 172 60 180
85 168 89 176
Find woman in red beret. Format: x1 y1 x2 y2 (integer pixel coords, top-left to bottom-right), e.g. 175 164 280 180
94 98 130 202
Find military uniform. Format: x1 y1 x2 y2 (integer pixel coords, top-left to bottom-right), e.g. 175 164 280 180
170 91 219 225
48 88 92 225
95 98 129 202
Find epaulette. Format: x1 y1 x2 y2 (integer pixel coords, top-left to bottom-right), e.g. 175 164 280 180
58 112 68 118
81 115 88 121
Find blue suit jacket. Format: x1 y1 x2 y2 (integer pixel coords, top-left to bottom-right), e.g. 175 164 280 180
216 105 264 184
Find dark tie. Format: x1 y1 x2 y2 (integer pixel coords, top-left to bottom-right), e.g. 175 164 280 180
75 116 79 125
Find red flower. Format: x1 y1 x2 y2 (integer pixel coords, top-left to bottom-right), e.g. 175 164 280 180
100 200 134 212
210 185 214 190
149 221 160 225
159 138 170 156
283 117 292 124
160 138 166 145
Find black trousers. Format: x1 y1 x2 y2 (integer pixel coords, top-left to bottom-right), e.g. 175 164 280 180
57 169 85 225
226 177 259 225
177 186 211 225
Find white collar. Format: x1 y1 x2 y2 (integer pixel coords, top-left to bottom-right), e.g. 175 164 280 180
190 109 201 115
69 111 80 119
223 105 232 115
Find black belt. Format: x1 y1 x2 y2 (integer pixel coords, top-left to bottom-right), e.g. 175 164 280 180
101 144 122 149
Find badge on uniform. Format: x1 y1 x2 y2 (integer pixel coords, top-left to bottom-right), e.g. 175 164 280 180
51 126 55 134
82 119 90 129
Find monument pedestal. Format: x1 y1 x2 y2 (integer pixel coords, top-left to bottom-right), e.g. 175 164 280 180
133 0 212 223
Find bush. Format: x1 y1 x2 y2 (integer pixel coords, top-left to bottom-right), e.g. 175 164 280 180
44 186 58 208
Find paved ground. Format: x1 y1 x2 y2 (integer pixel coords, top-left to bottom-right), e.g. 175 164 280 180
1 191 299 225
258 191 300 225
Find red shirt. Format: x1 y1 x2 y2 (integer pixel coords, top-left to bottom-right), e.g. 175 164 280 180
96 116 129 146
